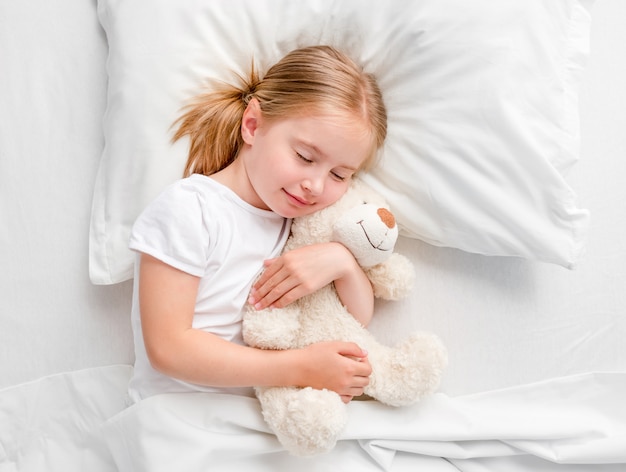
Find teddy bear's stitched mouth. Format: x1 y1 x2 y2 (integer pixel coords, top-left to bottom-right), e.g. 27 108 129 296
357 220 393 251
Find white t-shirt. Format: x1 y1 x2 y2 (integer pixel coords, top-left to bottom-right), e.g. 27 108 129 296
128 174 291 402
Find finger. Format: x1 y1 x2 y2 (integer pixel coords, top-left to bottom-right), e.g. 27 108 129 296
350 357 372 379
340 395 353 404
264 283 310 309
251 268 288 304
353 373 370 386
346 384 366 399
253 277 300 310
253 261 282 291
337 342 368 360
353 366 372 381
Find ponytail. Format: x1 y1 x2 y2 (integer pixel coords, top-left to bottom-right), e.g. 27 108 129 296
172 65 260 177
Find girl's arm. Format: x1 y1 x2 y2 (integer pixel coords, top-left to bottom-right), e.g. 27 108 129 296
248 242 374 326
139 254 371 403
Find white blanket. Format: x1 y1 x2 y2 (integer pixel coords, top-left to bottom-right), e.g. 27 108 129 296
1 366 624 471
101 371 626 472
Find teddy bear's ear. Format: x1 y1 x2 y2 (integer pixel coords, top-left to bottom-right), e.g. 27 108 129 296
364 253 415 300
350 178 388 206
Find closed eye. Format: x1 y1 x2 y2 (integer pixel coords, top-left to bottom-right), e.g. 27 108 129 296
297 152 313 163
297 151 349 181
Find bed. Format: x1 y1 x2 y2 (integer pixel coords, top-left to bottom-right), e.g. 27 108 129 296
1 0 625 471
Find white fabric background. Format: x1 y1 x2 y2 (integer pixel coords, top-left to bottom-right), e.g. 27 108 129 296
0 0 625 470
0 0 625 398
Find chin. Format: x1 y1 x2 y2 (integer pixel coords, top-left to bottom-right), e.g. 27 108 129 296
277 205 315 219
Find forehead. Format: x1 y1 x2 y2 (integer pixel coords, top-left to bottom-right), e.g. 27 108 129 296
292 113 372 164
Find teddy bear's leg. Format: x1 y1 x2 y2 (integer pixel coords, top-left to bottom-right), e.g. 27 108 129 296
366 332 448 407
255 386 348 456
242 306 301 350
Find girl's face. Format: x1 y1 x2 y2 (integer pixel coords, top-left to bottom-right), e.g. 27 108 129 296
240 100 372 218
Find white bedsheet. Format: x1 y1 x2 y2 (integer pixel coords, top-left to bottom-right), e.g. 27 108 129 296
0 366 131 472
1 366 624 471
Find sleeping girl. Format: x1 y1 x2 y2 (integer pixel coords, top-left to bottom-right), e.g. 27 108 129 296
127 45 388 405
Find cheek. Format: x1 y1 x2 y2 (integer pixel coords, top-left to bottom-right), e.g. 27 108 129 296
255 146 289 178
265 145 293 173
321 182 350 207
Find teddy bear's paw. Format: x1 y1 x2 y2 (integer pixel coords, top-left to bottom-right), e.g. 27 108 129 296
366 333 448 407
242 306 301 349
366 253 415 300
256 386 348 456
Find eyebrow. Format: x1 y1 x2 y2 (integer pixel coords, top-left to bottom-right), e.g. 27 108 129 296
299 140 325 157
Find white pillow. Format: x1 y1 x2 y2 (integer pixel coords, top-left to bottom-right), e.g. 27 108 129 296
90 0 592 285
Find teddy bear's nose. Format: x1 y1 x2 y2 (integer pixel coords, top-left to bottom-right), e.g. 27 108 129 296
377 208 395 229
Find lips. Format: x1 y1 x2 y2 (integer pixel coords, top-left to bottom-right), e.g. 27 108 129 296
283 189 313 206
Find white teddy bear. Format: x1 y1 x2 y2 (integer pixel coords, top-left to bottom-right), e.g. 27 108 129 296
242 179 447 456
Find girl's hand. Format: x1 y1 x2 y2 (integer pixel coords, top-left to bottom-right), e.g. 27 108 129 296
248 242 374 326
249 242 348 310
297 341 371 403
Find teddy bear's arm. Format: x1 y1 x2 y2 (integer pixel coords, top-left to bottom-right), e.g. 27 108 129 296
364 253 415 300
242 305 301 350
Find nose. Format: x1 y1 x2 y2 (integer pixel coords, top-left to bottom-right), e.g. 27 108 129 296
377 207 396 228
302 174 324 196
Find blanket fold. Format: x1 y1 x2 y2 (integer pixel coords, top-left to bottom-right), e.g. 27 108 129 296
102 372 626 472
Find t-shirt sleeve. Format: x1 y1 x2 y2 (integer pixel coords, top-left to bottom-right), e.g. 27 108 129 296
129 182 210 277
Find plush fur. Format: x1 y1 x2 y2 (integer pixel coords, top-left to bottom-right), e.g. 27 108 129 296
242 179 447 456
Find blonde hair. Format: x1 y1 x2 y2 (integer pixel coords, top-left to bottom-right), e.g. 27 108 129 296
172 45 387 178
